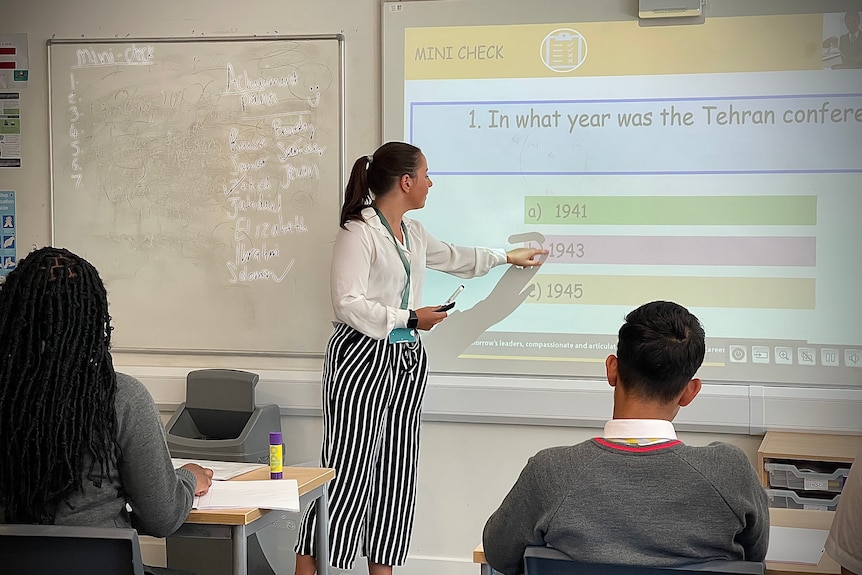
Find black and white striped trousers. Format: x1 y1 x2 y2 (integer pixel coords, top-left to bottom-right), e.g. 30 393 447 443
294 322 429 569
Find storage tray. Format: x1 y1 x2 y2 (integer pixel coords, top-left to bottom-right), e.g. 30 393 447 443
766 488 841 511
764 462 849 492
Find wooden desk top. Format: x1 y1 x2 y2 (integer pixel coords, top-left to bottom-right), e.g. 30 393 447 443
473 508 839 575
758 432 862 464
184 466 335 526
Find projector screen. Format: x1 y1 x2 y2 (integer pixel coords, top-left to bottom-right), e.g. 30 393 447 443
382 1 862 387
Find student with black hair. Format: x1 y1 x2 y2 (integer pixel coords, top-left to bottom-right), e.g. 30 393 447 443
483 301 769 575
0 247 212 574
293 141 546 575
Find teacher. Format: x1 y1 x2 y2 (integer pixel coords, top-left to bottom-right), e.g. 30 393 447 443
294 141 545 575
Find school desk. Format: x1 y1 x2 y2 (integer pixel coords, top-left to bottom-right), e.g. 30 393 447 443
169 465 335 575
473 507 840 575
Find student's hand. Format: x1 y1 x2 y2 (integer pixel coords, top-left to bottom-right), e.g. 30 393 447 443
506 247 548 267
182 463 214 496
415 306 448 331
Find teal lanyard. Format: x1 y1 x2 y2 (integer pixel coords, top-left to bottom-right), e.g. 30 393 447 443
372 205 411 310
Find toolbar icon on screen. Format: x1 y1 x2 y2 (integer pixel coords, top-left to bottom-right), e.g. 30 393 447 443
821 348 840 367
729 345 747 363
797 347 817 366
775 347 793 365
752 346 770 364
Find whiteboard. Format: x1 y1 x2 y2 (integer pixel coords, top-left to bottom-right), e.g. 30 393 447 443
48 36 343 355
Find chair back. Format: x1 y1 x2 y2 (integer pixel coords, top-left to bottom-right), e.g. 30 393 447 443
0 524 145 575
524 546 764 575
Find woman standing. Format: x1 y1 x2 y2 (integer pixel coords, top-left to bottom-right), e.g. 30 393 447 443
294 142 545 575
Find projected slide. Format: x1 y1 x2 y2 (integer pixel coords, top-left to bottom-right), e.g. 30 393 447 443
388 11 862 386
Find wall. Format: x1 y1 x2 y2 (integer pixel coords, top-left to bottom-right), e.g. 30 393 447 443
2 1 858 574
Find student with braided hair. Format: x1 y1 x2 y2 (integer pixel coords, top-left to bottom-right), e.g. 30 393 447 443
0 247 212 574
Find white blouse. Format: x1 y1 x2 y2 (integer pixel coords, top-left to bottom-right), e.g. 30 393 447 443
331 207 507 340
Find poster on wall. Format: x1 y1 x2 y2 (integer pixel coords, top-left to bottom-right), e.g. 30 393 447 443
0 92 21 167
0 191 16 278
0 33 29 89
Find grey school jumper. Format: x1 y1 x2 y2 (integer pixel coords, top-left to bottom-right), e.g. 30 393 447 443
1 373 196 537
483 439 769 575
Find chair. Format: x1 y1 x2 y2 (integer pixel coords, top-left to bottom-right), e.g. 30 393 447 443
524 546 764 575
0 524 145 575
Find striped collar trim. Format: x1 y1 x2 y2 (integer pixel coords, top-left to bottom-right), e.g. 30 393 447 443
593 437 683 452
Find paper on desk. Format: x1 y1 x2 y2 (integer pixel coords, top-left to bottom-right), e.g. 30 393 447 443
194 479 299 512
171 458 268 481
765 526 828 565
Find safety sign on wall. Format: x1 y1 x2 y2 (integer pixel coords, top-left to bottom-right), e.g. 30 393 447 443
0 190 16 277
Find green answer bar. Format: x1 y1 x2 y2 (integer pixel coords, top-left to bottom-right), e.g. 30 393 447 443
526 274 815 309
524 196 816 225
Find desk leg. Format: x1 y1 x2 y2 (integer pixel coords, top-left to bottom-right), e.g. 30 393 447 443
232 524 248 575
315 488 331 575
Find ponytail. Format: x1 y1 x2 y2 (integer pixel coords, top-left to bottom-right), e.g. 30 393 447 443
340 155 372 228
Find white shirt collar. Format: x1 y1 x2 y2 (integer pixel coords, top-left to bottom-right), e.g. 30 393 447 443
361 206 413 234
361 206 384 228
603 419 677 440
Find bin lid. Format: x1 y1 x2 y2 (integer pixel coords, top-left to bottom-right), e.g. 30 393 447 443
186 369 259 412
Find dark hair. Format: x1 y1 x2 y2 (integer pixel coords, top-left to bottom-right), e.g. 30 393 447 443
340 141 423 228
615 300 705 403
0 247 119 523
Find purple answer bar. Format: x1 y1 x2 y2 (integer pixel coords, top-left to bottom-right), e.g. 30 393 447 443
537 235 816 266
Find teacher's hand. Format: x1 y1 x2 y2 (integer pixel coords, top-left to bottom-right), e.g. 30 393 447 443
506 246 548 267
415 306 449 331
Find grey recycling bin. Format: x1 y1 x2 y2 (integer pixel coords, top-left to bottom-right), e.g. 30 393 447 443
165 368 280 464
165 369 282 575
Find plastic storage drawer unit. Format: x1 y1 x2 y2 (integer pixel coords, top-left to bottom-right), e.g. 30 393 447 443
764 462 849 492
767 489 841 511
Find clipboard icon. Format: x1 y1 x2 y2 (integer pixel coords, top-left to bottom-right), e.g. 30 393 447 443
542 29 587 72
